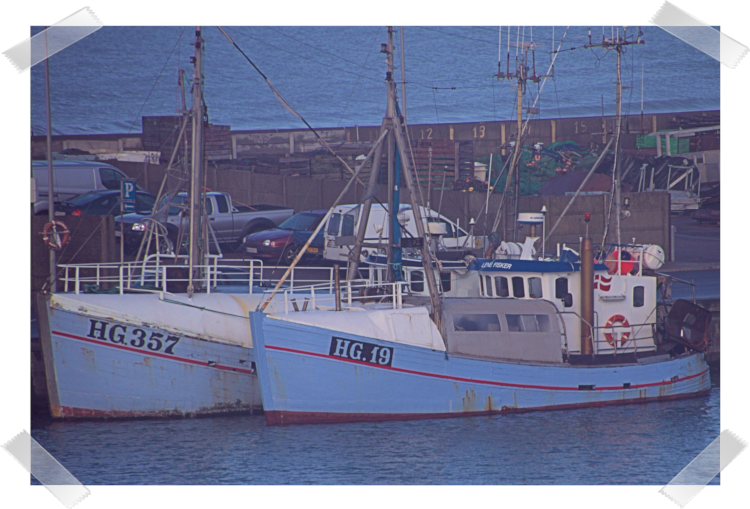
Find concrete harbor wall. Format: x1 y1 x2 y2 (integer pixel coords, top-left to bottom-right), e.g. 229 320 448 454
31 110 720 183
93 159 673 251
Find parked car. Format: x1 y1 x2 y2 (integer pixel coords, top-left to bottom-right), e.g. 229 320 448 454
242 210 327 265
55 190 157 216
115 192 293 255
32 160 145 215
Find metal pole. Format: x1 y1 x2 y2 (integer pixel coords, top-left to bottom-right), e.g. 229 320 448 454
44 28 57 292
385 28 396 283
346 125 389 280
512 67 523 241
188 27 204 297
615 46 623 249
334 264 341 311
580 237 594 355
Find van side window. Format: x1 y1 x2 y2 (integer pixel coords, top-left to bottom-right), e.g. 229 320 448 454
512 276 525 298
327 214 341 236
215 195 229 214
99 168 123 190
528 277 543 299
494 276 509 297
633 286 645 308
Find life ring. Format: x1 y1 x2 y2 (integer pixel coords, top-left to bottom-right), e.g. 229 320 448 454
43 221 70 250
604 314 630 347
534 154 541 161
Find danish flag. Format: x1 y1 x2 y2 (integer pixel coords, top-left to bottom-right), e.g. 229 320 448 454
594 274 612 292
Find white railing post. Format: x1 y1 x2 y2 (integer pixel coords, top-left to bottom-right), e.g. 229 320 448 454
312 286 316 310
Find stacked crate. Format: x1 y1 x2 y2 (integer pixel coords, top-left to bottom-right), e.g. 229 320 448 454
142 116 233 163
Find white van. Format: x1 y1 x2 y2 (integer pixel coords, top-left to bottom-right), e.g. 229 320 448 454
323 203 478 263
32 160 138 215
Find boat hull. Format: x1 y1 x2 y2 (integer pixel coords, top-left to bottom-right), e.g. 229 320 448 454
38 295 262 419
250 312 711 426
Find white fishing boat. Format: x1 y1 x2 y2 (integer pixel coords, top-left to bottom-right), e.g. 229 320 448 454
35 27 347 419
249 27 712 426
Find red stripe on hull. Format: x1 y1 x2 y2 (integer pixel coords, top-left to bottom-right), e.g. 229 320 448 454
52 330 255 375
265 344 708 392
264 388 711 426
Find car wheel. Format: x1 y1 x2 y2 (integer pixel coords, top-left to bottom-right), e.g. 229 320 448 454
281 244 299 265
158 235 175 255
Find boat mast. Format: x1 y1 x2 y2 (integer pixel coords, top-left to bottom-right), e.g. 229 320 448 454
44 28 56 292
496 29 551 242
585 27 644 248
188 26 205 297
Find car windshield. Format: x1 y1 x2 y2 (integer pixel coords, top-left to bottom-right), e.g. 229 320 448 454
279 212 320 231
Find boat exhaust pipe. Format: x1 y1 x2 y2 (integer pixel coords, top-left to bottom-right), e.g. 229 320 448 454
580 236 594 355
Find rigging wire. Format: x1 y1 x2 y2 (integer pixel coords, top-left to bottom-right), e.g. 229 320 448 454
126 27 186 135
228 27 384 85
217 26 366 188
264 26 384 73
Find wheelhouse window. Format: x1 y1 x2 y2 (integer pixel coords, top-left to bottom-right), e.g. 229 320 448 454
512 277 525 298
453 313 501 332
633 286 645 308
505 314 552 333
555 277 568 298
484 275 493 297
528 277 543 299
494 276 509 297
440 271 452 292
410 271 424 292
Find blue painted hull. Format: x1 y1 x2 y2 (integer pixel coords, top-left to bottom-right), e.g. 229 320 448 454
250 313 711 425
42 304 261 419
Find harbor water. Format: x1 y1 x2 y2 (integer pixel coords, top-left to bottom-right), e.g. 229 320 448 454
30 26 719 135
31 378 719 485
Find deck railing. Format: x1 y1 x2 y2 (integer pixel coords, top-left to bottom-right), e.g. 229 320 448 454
277 279 406 313
57 255 342 297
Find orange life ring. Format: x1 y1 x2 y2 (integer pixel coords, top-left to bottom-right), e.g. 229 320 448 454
534 154 541 161
604 314 630 347
43 221 70 250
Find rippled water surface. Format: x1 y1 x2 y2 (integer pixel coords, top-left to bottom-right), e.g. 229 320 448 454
30 26 719 135
31 380 719 485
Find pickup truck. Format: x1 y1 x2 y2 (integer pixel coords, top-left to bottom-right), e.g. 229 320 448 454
115 192 294 254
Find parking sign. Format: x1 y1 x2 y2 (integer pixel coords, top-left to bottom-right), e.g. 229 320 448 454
122 179 136 212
